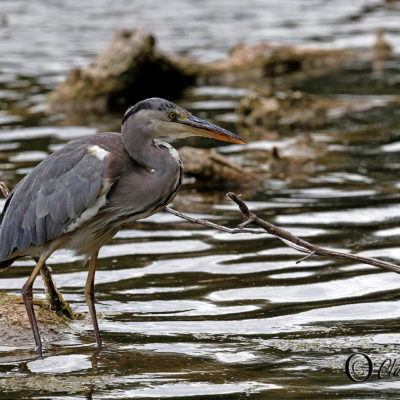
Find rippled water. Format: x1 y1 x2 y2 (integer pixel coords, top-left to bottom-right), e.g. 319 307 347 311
1 1 400 399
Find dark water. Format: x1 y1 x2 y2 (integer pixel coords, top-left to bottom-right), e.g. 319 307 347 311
1 1 400 399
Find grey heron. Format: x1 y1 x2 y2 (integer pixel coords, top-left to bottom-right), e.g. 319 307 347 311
0 97 245 357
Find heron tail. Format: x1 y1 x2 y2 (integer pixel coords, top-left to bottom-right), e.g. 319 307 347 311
0 257 17 272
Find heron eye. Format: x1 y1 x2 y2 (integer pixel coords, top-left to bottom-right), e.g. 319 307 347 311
168 112 176 120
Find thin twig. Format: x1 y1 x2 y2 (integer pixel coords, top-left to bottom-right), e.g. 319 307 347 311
164 206 265 235
0 181 10 198
296 251 316 264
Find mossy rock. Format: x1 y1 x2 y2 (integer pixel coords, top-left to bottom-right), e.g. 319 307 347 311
0 292 83 348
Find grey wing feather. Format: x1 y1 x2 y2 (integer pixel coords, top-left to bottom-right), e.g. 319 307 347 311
0 141 117 260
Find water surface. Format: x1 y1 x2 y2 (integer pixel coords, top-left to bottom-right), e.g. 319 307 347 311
1 1 400 398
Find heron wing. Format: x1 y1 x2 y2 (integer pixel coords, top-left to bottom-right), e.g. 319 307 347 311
0 138 119 260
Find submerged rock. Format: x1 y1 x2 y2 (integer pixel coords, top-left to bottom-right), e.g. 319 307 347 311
48 27 194 112
179 146 253 184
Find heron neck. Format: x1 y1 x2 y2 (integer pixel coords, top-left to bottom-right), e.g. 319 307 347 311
122 125 162 170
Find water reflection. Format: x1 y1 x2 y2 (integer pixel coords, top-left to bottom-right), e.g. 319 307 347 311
208 273 400 303
27 354 92 374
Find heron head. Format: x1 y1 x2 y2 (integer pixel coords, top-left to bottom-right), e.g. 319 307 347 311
121 98 245 144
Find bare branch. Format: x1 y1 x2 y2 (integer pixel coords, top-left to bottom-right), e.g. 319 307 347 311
166 192 400 275
164 206 264 235
226 192 400 274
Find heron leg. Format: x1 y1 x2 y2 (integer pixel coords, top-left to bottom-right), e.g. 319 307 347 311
84 251 102 349
38 261 74 319
22 257 46 358
39 262 59 307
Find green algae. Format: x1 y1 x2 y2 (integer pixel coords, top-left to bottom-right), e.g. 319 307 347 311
0 375 110 394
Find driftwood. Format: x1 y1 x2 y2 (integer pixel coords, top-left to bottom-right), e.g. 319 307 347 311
179 146 254 183
48 26 193 112
166 192 400 274
47 25 366 113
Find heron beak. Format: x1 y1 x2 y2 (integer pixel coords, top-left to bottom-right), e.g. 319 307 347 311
179 115 245 144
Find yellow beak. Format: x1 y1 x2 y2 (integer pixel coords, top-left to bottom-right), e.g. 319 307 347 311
178 115 245 144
